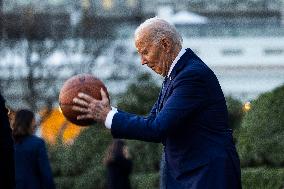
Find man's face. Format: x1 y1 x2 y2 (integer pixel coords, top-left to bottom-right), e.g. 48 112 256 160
135 33 171 76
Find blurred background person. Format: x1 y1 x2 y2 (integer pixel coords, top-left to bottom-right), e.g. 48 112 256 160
104 139 132 189
12 109 55 189
0 93 15 189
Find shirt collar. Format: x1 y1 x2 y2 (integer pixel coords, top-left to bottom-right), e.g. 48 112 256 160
167 48 186 77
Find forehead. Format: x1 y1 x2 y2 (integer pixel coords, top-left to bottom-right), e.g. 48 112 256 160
135 39 147 51
135 28 151 47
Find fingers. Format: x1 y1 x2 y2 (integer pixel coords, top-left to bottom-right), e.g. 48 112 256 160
73 92 99 109
100 88 109 103
73 97 89 107
78 93 96 102
71 89 110 122
72 106 92 120
77 114 93 120
72 105 89 113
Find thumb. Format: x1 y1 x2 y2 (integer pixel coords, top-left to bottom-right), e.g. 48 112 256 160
100 88 109 103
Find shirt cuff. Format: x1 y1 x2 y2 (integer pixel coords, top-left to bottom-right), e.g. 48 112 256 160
105 107 118 129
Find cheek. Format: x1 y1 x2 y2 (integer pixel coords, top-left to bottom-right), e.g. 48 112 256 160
151 54 160 64
154 62 163 73
156 56 165 67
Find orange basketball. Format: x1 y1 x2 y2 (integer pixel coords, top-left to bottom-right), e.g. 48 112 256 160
59 74 109 126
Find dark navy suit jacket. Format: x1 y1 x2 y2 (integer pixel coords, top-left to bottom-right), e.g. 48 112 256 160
0 93 15 189
111 49 242 189
14 135 55 189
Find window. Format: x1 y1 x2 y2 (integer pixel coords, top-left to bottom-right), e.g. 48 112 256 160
222 48 243 56
264 49 284 55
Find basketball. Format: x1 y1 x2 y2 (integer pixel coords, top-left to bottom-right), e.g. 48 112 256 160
59 74 109 126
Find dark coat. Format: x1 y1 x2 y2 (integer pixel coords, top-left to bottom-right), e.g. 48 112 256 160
14 135 55 189
111 49 242 189
0 93 15 189
106 157 132 189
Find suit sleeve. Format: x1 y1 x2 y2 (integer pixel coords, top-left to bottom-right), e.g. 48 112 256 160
37 139 55 189
147 101 158 119
111 70 208 142
0 94 15 189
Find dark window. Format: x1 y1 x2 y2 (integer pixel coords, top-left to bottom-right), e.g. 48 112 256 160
264 49 284 55
222 49 243 56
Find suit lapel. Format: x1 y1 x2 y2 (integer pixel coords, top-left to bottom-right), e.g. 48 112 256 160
160 77 174 109
157 48 195 112
170 48 195 79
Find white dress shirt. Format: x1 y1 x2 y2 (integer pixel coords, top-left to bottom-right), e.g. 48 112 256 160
104 48 186 129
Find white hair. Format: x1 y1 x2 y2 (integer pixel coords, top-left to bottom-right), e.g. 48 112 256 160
134 17 183 46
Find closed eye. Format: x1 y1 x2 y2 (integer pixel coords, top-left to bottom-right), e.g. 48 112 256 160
142 50 148 55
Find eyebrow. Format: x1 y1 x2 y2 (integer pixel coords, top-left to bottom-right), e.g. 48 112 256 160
141 48 147 54
137 47 145 54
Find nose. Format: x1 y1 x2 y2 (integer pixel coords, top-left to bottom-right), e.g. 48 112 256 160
141 57 147 65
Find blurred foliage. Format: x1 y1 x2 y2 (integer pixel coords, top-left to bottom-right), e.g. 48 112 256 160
237 84 284 167
225 96 244 141
49 125 112 189
117 73 161 115
226 96 244 130
242 167 284 189
131 172 160 189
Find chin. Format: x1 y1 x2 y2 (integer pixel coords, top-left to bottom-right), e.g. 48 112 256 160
153 70 161 75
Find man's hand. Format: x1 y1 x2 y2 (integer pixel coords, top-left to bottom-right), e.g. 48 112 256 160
72 88 111 123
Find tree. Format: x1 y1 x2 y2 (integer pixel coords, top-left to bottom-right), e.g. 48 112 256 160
226 96 244 130
117 73 161 116
0 5 116 125
50 125 112 189
237 84 284 167
226 96 244 141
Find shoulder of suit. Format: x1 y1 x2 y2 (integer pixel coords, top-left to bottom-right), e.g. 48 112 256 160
188 58 214 74
0 94 6 108
174 63 215 84
27 135 46 146
0 93 4 102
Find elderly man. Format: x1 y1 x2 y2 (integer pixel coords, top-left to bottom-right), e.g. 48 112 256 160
73 17 242 189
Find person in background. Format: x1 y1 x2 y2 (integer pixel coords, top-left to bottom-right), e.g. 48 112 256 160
0 93 15 189
12 109 55 189
103 139 132 189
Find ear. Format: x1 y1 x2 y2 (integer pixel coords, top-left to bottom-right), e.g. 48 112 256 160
161 37 171 53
